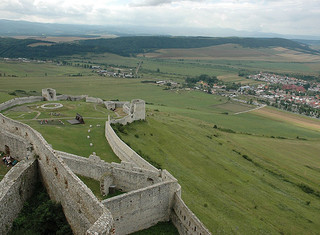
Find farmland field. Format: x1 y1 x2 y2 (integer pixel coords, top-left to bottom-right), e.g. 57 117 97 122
1 48 320 234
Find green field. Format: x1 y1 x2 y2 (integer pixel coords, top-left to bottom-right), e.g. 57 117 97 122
1 50 320 234
3 101 120 163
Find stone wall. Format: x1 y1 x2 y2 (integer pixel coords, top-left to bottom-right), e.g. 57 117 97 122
42 88 57 101
0 159 38 235
56 94 87 101
0 129 30 161
132 99 146 121
0 96 44 112
104 101 128 110
171 192 211 235
57 151 162 193
0 113 114 234
86 97 104 104
103 180 178 235
109 99 145 125
105 119 157 172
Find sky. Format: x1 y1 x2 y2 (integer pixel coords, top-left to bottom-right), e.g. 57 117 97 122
1 0 320 37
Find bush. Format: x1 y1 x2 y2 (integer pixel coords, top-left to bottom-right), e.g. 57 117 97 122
9 182 72 235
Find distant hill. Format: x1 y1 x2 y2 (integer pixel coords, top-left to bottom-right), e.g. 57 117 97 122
0 19 120 37
0 36 319 59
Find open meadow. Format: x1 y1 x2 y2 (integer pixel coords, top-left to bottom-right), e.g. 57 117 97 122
0 49 320 234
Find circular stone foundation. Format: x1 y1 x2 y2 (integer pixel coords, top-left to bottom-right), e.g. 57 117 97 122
41 103 63 109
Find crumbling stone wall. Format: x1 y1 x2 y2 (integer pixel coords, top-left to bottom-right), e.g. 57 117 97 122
103 180 178 235
104 101 128 110
0 159 38 235
0 129 30 161
109 99 145 125
86 97 104 104
57 94 87 101
0 96 43 112
57 151 162 193
42 88 57 101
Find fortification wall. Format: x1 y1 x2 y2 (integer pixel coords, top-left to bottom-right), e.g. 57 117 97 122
42 88 57 101
0 96 43 112
110 115 134 125
103 180 178 235
132 99 146 120
0 159 38 235
108 100 145 125
104 101 128 110
122 102 130 114
56 94 87 101
57 151 162 193
171 192 211 235
0 113 114 234
86 97 104 104
105 120 157 172
0 129 30 161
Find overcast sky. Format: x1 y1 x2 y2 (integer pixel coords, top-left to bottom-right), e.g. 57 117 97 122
1 0 320 37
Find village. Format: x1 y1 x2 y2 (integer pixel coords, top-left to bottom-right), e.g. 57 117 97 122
244 73 320 117
154 72 320 118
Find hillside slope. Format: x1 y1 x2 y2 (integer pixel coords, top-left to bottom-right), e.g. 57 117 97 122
0 36 318 58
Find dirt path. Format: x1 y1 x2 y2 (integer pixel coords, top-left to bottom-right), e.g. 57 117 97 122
32 111 41 120
18 117 108 121
234 105 266 115
253 107 320 132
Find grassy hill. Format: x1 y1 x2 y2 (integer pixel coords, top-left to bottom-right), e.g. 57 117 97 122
0 36 319 59
0 49 320 234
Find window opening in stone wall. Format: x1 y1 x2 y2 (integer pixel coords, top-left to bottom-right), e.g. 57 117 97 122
5 145 10 155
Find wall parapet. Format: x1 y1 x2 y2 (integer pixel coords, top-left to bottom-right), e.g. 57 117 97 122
102 180 178 235
0 96 44 112
0 159 38 235
171 193 211 235
105 120 158 172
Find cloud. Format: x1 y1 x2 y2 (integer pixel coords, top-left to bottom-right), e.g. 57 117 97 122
130 0 202 7
0 0 319 36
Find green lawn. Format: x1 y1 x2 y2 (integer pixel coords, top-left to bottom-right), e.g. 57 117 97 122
3 101 120 163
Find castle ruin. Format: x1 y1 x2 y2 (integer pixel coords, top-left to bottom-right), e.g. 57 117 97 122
0 89 211 235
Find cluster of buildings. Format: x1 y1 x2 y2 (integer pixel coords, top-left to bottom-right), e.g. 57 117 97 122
242 73 320 117
93 66 135 78
156 72 319 118
248 73 308 86
3 57 47 63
